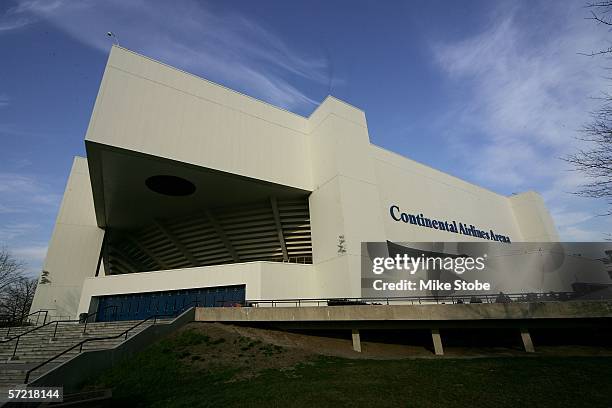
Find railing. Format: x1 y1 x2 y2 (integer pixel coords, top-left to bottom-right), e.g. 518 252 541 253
214 299 247 307
81 305 119 335
3 310 49 335
24 310 189 384
245 291 580 308
1 318 79 361
1 306 121 361
284 256 312 264
21 309 49 326
3 300 203 363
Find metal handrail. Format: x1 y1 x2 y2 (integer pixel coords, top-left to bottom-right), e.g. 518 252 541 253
244 291 581 308
1 318 79 360
20 309 49 326
1 318 76 344
1 306 122 360
4 310 49 337
82 305 119 335
24 310 189 384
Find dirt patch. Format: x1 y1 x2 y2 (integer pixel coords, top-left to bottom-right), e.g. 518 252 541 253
228 326 434 359
179 323 440 362
168 323 317 381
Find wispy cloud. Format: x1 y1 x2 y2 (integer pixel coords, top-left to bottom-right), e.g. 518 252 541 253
0 94 9 108
557 224 609 241
0 0 331 112
0 9 32 32
12 244 48 276
0 173 61 215
432 2 611 240
0 0 66 31
0 171 59 274
0 204 25 214
0 222 40 242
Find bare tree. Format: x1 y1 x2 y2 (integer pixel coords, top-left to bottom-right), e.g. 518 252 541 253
0 247 38 325
0 247 26 292
0 278 37 323
566 101 612 216
566 2 612 216
581 2 612 56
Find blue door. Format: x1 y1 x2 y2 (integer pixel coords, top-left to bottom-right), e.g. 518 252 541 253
94 285 246 322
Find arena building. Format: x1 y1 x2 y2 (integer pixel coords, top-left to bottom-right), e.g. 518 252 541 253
30 46 561 321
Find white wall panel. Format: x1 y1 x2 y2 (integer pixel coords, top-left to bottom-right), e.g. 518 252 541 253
30 158 104 319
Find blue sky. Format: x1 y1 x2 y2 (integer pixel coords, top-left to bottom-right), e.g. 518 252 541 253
1 0 611 275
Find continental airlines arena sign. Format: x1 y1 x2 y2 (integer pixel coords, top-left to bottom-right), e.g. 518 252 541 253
389 205 512 243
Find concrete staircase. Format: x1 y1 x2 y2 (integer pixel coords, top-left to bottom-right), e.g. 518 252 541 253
0 319 171 389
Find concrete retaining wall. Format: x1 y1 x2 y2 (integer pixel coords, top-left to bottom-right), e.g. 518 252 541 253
30 308 195 393
196 301 612 323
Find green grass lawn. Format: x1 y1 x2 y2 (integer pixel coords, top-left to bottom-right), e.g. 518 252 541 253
86 327 612 407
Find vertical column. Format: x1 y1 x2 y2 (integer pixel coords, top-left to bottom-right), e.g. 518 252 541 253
431 329 444 355
308 98 387 298
352 329 362 352
509 191 559 241
520 327 535 353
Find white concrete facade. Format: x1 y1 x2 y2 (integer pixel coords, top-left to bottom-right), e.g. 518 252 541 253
31 46 559 319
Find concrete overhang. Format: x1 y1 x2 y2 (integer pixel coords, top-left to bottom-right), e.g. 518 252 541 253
195 301 612 329
85 141 312 230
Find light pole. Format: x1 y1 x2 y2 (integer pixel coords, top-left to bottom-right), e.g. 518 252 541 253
106 31 119 46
